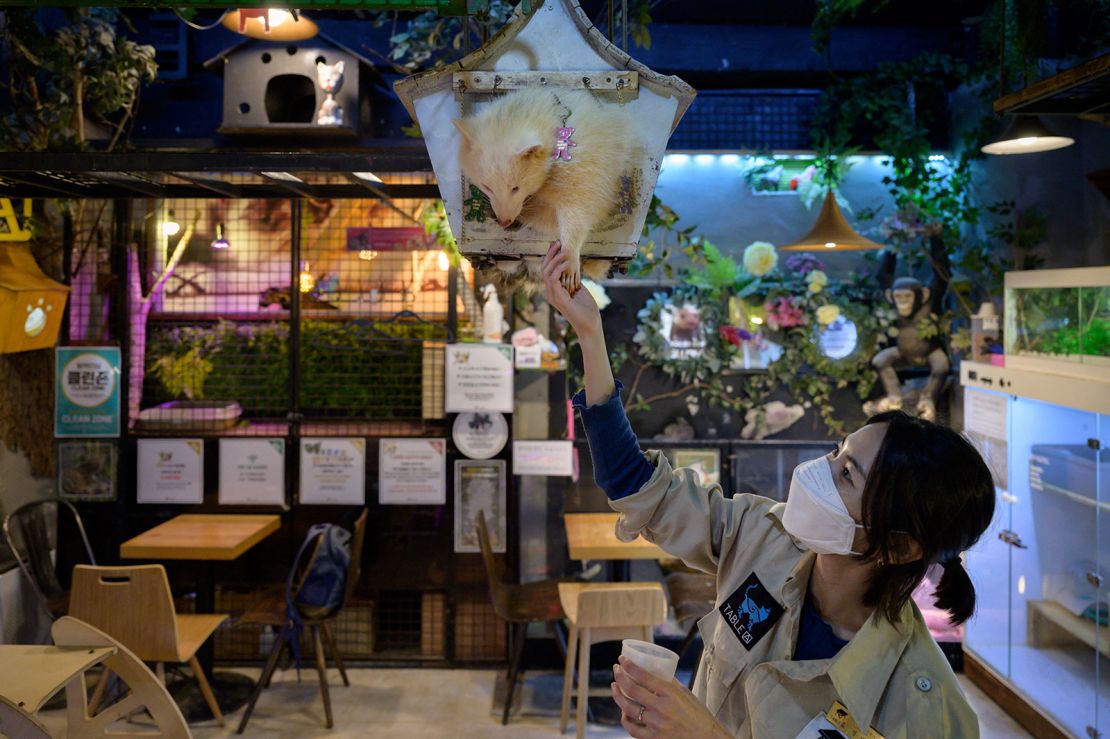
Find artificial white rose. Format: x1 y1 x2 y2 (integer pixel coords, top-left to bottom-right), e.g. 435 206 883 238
742 241 778 277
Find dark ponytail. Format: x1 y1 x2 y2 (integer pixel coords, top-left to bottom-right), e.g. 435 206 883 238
857 411 996 626
933 557 976 625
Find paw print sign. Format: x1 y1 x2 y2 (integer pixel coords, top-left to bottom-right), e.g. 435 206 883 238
394 0 695 277
0 244 70 353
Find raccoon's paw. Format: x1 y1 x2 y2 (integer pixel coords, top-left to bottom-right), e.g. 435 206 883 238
559 264 582 297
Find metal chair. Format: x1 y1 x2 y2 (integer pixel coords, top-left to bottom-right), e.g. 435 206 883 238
3 498 96 618
236 508 368 733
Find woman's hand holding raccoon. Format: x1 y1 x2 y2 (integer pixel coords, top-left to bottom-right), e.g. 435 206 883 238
543 243 614 407
543 242 601 336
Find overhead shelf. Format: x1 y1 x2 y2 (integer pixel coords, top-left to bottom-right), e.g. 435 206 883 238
1 1 474 13
0 148 438 200
993 52 1110 117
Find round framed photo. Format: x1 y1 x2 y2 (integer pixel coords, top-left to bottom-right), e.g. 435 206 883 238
452 412 509 460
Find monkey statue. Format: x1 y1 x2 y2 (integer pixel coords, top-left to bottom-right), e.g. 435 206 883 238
864 236 951 421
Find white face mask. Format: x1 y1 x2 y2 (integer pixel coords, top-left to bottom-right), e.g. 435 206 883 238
783 456 864 556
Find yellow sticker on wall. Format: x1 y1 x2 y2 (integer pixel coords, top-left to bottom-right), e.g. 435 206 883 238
0 199 32 241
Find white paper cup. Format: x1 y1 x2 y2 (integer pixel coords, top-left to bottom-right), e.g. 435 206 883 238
621 639 679 682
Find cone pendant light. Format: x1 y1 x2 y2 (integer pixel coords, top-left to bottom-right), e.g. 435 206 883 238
780 190 884 251
981 114 1074 155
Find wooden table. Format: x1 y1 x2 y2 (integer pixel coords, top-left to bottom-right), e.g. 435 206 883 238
0 645 115 713
120 514 281 561
121 514 281 687
564 512 668 581
564 513 668 561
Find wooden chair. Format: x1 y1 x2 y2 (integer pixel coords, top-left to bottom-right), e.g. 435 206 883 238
3 498 96 618
0 692 51 739
558 582 667 739
476 511 569 725
51 616 191 738
68 564 228 726
236 508 367 733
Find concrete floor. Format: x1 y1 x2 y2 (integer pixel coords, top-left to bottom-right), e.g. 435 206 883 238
38 666 1031 738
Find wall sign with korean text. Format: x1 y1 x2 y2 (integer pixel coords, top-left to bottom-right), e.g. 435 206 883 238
445 344 514 414
300 438 366 505
137 438 204 505
379 438 447 504
55 347 121 438
218 439 286 506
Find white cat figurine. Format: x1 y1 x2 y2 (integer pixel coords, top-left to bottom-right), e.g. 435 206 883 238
316 60 344 126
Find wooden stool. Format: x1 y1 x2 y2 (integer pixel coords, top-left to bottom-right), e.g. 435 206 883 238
557 583 667 739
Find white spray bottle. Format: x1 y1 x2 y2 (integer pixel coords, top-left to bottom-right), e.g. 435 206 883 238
482 284 504 344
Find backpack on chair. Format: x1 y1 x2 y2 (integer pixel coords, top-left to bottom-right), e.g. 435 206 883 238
284 523 352 668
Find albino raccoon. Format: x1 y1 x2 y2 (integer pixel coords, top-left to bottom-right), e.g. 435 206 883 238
453 87 639 294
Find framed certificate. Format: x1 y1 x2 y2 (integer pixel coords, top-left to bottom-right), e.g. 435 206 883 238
137 439 204 504
300 438 366 505
218 439 285 506
454 459 506 553
379 438 447 505
445 344 514 414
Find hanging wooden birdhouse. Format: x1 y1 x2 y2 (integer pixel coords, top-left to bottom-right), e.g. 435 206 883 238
0 244 69 354
394 0 695 284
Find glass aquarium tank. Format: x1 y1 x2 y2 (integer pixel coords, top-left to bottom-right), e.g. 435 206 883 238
962 367 1110 739
1005 266 1110 379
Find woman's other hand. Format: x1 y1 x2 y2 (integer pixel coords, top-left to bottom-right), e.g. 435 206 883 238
611 656 732 739
542 242 602 339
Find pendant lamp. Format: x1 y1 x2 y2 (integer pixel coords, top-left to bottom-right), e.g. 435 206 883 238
981 114 1075 155
780 190 884 252
222 9 318 41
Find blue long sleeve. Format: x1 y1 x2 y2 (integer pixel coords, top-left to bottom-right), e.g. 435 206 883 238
572 380 655 500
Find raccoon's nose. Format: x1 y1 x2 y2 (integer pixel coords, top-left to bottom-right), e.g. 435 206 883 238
496 218 513 228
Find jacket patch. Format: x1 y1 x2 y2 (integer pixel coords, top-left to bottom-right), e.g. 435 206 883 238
719 571 784 650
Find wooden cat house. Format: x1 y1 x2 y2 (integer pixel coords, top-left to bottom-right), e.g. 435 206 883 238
0 244 69 354
394 0 695 273
204 33 373 137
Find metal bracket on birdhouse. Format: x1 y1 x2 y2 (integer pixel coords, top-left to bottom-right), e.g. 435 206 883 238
451 70 638 93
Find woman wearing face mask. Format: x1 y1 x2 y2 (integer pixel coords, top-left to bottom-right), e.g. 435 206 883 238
541 246 996 738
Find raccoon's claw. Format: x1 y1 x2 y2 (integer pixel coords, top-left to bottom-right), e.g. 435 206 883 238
560 266 582 296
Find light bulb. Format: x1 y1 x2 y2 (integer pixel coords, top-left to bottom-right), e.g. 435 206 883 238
161 210 180 237
266 9 289 28
437 250 451 271
210 223 229 250
824 242 837 249
299 261 315 293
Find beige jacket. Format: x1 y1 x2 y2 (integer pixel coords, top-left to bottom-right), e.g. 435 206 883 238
610 452 980 739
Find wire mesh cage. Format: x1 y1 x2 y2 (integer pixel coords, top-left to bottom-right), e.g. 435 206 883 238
67 199 117 345
376 589 424 656
453 591 507 662
130 195 466 437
